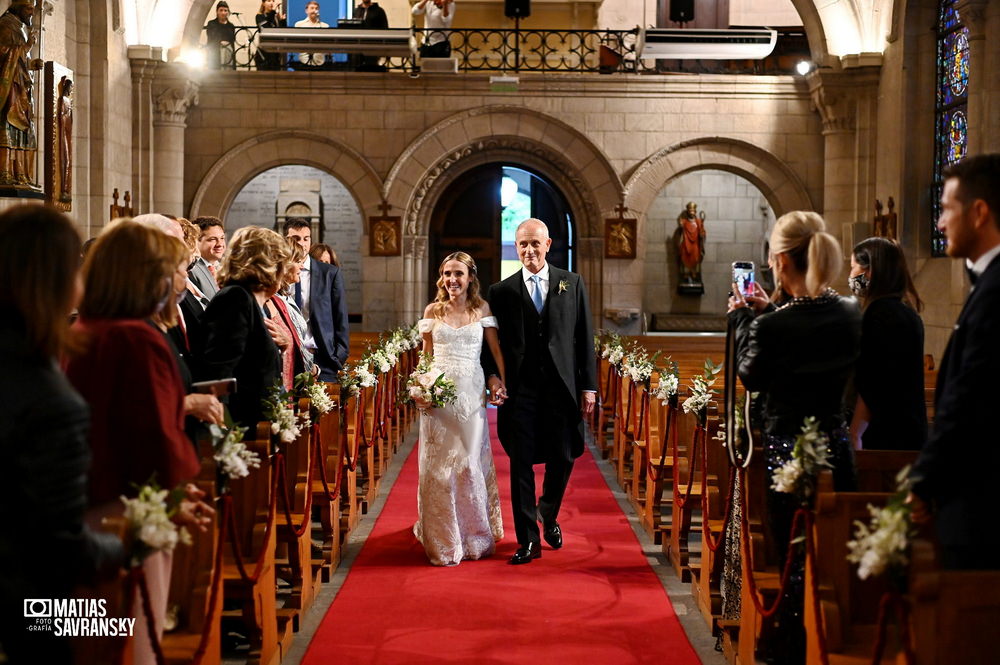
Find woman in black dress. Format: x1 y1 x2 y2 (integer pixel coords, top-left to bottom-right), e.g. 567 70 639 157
727 210 861 665
848 237 926 451
0 206 123 663
255 0 287 70
196 226 291 429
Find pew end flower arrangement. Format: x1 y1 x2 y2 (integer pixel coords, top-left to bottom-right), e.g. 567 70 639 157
121 481 192 566
653 358 680 406
682 358 722 418
262 383 310 446
846 465 916 585
621 341 660 385
403 352 458 410
771 416 833 503
598 330 626 367
208 415 260 483
294 371 335 418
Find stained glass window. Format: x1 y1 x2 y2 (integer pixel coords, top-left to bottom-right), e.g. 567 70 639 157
932 0 970 256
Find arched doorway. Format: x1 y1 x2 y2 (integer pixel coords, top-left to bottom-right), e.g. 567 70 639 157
227 164 364 319
428 163 575 299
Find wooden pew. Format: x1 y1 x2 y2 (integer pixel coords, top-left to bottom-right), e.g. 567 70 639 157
663 399 711 582
311 388 343 575
909 540 1000 665
162 453 223 665
804 472 896 665
221 422 287 665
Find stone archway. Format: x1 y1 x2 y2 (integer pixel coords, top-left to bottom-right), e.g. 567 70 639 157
188 129 383 223
382 106 624 322
624 137 813 217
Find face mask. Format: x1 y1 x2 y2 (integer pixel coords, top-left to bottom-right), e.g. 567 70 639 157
848 273 869 297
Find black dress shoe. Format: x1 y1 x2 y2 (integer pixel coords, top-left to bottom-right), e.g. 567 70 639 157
509 542 542 565
543 523 563 549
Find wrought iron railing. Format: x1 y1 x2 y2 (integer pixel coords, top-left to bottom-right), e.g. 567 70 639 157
202 26 808 76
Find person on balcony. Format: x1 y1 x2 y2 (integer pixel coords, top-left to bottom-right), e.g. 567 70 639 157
413 0 454 59
255 0 287 70
294 0 329 67
205 1 237 69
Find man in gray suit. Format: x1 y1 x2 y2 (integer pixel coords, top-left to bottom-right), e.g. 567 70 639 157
189 216 225 300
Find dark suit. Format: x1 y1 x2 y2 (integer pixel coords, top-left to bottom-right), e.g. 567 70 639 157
911 253 1000 569
307 257 350 381
188 258 218 299
484 265 596 546
196 284 282 429
352 2 388 70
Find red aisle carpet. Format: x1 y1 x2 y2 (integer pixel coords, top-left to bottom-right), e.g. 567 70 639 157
301 412 702 665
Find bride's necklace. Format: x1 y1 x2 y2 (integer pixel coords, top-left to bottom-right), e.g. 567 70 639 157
777 287 839 310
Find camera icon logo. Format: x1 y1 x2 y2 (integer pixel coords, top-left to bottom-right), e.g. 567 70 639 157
24 599 52 618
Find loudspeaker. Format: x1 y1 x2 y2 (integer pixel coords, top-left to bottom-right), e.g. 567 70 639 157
669 0 694 23
505 0 530 19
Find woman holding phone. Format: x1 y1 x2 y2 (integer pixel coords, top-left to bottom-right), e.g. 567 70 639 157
725 211 861 665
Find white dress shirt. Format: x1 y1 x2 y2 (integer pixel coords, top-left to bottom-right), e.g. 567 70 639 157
968 243 1000 278
297 260 317 352
412 0 454 46
521 262 549 307
294 17 329 64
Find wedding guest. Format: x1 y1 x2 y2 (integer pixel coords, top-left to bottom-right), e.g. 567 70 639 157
255 0 287 70
264 242 306 390
197 226 289 428
205 0 237 69
66 221 212 665
0 206 124 665
190 215 225 299
284 239 317 373
848 237 926 451
309 241 339 266
727 210 860 665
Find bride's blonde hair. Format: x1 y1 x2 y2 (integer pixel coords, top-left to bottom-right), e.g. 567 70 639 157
430 251 484 319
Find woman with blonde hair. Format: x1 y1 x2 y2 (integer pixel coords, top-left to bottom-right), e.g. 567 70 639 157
413 251 506 566
197 226 291 428
726 210 861 665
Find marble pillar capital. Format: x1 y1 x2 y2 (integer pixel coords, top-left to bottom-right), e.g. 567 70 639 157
805 67 880 135
153 80 200 127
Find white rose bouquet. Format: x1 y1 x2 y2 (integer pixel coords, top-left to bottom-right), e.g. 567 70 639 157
404 352 458 410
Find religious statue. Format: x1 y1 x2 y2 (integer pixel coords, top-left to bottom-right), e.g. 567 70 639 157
676 201 707 294
56 76 72 205
0 0 39 188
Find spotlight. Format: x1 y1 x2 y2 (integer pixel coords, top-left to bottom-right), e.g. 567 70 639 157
176 48 206 69
795 60 813 76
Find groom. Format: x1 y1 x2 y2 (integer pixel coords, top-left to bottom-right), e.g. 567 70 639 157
484 218 597 564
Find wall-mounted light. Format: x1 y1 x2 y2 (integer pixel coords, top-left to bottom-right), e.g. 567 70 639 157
176 47 206 69
795 60 814 76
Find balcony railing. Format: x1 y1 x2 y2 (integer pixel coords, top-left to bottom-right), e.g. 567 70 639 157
202 26 808 76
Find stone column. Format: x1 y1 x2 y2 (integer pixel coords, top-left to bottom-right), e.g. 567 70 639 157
955 0 992 154
128 46 165 215
152 78 199 216
806 65 881 253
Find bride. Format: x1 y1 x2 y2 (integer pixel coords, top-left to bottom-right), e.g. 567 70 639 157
414 252 506 566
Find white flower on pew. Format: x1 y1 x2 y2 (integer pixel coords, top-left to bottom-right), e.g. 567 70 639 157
209 422 260 480
121 484 190 563
654 365 680 404
369 349 393 374
295 371 335 415
846 466 915 582
770 416 833 500
621 342 659 383
681 358 721 415
355 366 377 388
263 384 307 444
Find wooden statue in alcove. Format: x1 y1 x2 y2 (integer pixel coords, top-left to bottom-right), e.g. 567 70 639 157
676 201 706 294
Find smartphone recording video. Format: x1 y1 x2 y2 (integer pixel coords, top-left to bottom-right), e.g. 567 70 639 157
732 261 755 298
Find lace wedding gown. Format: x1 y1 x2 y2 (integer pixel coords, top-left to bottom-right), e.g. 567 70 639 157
413 317 504 566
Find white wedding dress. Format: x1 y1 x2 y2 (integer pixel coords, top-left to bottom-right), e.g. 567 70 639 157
413 316 504 566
